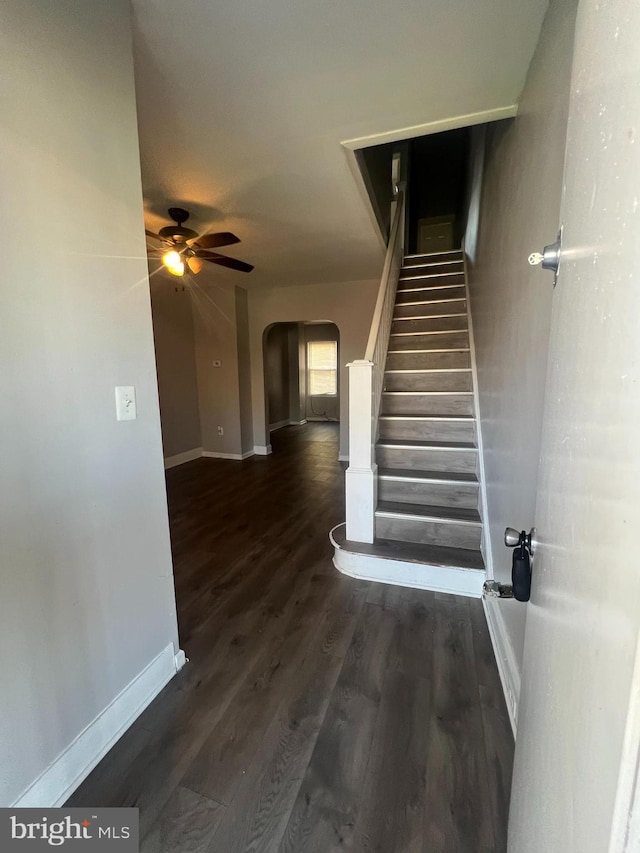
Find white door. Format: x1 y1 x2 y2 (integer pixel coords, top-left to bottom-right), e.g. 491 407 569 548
417 218 454 253
508 3 640 852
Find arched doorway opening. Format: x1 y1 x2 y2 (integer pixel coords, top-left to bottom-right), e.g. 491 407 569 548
262 321 340 452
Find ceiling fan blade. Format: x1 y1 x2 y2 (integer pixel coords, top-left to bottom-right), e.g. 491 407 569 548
208 256 254 273
193 232 241 249
145 229 164 242
195 250 253 273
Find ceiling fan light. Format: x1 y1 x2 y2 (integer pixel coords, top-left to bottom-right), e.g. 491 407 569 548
187 256 203 274
162 249 184 276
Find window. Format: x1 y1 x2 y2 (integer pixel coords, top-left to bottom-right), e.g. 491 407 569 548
307 340 338 396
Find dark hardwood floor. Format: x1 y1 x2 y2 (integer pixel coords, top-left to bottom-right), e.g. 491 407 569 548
68 422 513 852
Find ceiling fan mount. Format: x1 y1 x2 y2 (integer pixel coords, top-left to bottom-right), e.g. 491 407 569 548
158 207 198 242
146 207 253 276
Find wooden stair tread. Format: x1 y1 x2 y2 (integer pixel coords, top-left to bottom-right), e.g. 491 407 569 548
384 368 472 373
378 468 478 483
332 525 485 570
377 439 476 449
379 413 475 420
376 501 482 524
387 347 470 353
390 331 469 336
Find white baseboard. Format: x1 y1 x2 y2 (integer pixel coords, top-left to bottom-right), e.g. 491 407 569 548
201 450 254 461
165 447 256 467
164 447 203 469
13 643 182 808
269 419 308 433
330 525 485 599
253 444 272 456
482 594 520 736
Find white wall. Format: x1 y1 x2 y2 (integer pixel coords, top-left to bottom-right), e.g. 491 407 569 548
248 280 378 458
287 325 304 424
468 0 579 699
0 0 180 806
150 276 202 457
191 280 253 457
235 286 254 456
265 324 292 427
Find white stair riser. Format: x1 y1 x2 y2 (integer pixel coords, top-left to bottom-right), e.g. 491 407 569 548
397 273 464 293
386 350 471 370
375 514 482 550
376 446 478 474
381 393 474 416
403 252 463 266
394 300 466 318
402 249 464 267
378 418 476 443
391 316 468 334
383 371 473 392
378 478 479 509
389 331 469 351
396 286 466 303
400 261 464 276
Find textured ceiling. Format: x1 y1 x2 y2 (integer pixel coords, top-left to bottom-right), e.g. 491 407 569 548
132 0 549 289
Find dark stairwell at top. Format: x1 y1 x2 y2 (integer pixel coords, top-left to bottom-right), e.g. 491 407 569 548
357 128 471 252
346 127 487 579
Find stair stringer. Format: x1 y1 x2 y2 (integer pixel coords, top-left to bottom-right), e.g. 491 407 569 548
462 250 494 579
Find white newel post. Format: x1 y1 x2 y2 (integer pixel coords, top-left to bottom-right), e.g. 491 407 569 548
345 359 377 544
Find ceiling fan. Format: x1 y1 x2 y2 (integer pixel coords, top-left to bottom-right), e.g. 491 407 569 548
145 207 253 276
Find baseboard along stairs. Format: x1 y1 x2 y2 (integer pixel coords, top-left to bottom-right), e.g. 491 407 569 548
333 249 487 597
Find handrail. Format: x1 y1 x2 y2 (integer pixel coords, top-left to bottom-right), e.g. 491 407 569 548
365 191 404 361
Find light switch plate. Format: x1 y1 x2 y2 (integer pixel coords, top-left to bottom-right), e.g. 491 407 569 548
115 386 137 421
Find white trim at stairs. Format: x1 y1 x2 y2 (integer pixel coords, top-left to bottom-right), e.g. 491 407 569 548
164 447 203 469
12 643 183 808
482 595 520 737
330 524 484 599
202 449 255 461
253 444 272 456
338 454 349 463
462 248 494 579
340 105 518 151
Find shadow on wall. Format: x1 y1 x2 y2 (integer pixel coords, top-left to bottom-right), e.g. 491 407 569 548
263 321 340 440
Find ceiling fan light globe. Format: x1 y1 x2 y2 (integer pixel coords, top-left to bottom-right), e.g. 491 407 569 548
187 256 203 274
162 249 185 276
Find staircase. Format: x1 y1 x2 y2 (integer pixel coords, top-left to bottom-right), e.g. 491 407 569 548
333 247 487 596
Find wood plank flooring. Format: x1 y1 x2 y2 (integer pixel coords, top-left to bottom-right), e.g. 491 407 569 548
67 423 513 852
